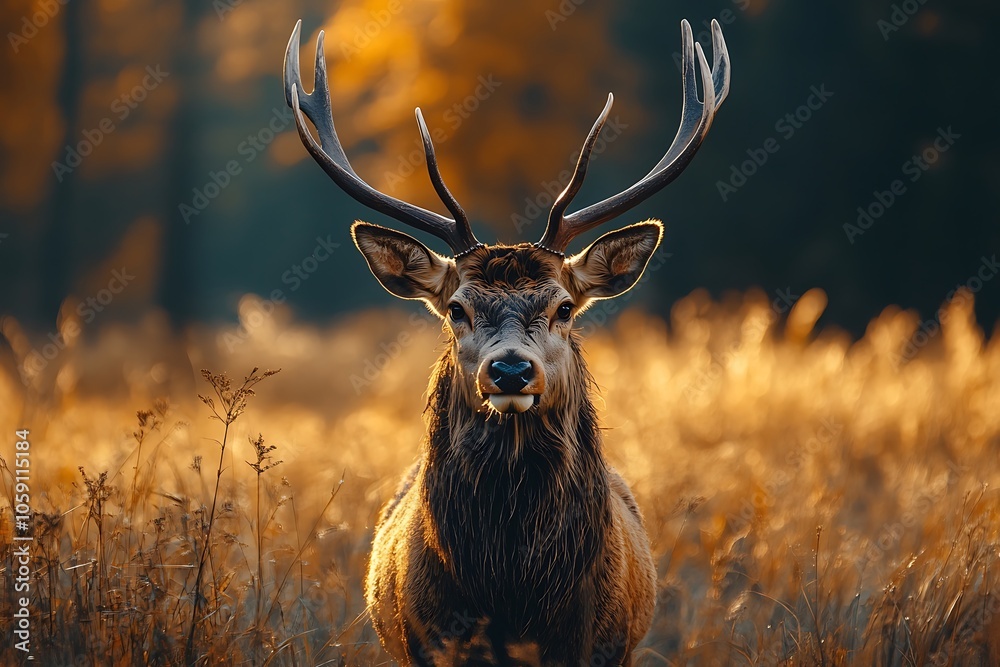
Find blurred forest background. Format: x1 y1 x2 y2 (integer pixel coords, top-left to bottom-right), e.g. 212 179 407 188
1 0 999 336
4 2 1000 664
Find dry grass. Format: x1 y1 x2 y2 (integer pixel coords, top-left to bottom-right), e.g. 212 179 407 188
1 287 999 665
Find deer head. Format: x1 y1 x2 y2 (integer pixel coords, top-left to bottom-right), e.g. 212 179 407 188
284 19 729 416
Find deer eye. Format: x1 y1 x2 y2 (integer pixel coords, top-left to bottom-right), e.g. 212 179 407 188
449 303 467 323
556 303 573 321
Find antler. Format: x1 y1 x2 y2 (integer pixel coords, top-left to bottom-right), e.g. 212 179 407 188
284 20 482 257
536 19 731 256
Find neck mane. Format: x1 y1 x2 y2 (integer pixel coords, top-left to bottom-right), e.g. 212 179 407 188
418 342 613 632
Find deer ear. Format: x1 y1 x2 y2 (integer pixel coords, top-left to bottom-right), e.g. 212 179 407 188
352 222 457 317
563 221 663 303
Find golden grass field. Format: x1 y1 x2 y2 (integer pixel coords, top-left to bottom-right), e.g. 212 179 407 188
1 287 999 665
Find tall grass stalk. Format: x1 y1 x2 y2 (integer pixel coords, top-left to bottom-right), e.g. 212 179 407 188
184 367 279 665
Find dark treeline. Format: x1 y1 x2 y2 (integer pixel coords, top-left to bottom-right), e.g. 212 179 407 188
1 0 997 337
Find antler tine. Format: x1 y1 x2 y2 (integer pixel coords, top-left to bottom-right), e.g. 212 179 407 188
415 108 480 255
284 22 356 178
711 19 731 106
535 19 730 255
536 94 614 256
284 20 480 257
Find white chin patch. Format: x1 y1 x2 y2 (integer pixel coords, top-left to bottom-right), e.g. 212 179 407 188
487 394 535 413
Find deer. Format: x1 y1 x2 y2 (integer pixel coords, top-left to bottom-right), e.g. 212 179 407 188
284 16 729 666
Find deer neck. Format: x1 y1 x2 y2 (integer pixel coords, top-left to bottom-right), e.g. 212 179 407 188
419 347 613 617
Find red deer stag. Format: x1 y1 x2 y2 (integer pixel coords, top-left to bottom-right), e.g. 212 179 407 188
284 17 729 666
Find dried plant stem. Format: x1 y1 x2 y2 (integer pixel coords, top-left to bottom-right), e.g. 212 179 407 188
812 525 827 667
185 419 230 665
255 465 264 630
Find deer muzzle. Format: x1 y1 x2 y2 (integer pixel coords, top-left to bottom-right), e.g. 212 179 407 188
477 353 545 413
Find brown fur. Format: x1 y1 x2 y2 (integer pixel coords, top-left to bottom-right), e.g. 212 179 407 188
357 229 661 666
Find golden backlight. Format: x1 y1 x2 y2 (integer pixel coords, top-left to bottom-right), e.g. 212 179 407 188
1 290 997 664
0 0 995 663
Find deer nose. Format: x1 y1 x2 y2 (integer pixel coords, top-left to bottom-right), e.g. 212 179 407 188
489 358 534 394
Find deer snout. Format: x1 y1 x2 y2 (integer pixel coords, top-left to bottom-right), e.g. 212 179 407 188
477 352 545 413
490 360 533 393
